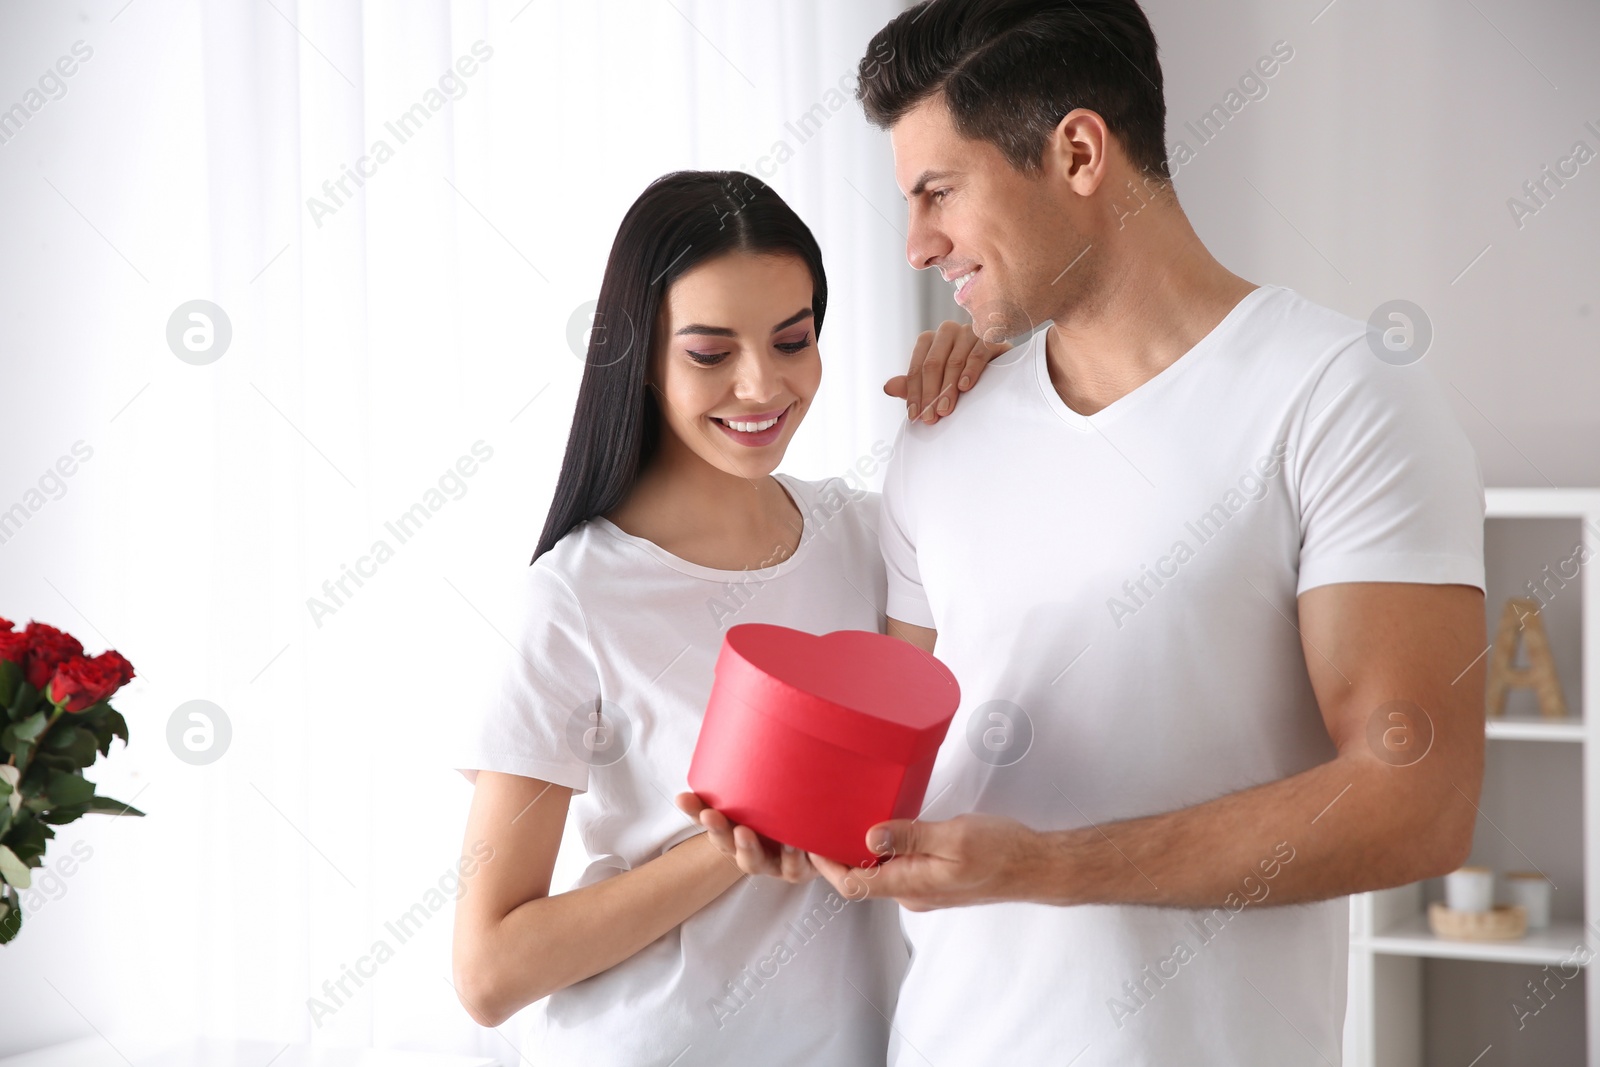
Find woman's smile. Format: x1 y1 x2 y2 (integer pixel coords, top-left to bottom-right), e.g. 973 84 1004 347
710 403 793 447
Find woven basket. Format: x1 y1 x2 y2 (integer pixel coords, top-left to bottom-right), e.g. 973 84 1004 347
1428 901 1528 940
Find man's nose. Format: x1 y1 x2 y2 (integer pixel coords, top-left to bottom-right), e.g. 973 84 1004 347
906 203 952 271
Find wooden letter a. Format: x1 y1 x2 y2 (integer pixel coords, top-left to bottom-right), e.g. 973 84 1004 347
1486 597 1569 719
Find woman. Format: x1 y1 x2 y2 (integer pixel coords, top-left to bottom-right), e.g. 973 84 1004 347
451 170 996 1064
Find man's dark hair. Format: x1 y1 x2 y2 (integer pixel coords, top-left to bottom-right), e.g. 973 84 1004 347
857 0 1169 181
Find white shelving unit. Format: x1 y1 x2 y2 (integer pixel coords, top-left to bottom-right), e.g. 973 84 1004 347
1345 488 1600 1066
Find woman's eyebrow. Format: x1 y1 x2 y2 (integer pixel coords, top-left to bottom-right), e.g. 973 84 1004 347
770 308 813 333
674 307 813 337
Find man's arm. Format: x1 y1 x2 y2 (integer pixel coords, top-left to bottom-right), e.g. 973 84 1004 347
813 582 1487 911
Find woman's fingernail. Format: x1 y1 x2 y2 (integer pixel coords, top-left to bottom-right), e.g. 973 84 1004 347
937 397 951 415
907 402 916 418
959 376 970 390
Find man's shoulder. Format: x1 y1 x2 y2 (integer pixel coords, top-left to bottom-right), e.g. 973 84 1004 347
896 325 1046 452
1240 285 1369 373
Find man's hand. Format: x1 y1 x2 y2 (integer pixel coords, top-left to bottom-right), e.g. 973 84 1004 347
808 813 1043 912
886 320 1011 425
674 792 820 884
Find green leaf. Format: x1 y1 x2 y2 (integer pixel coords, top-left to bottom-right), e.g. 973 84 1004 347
6 680 38 723
19 760 49 794
84 707 127 758
0 659 18 708
0 737 31 766
46 726 79 750
53 731 98 769
85 795 144 817
3 814 51 865
0 845 31 889
0 898 20 943
45 771 95 808
11 713 47 742
0 766 18 817
39 805 87 826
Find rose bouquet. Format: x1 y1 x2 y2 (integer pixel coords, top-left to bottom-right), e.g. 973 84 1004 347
0 616 143 943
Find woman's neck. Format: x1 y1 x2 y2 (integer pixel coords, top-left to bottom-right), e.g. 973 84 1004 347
603 433 803 571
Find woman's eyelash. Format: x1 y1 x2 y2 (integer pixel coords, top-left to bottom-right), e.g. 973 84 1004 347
686 333 811 364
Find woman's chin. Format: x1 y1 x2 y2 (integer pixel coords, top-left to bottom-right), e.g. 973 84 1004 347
693 422 800 478
718 456 785 481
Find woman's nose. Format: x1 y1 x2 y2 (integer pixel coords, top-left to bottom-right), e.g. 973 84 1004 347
731 350 784 403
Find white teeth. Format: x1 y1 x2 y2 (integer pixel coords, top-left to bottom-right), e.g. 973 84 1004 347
722 415 780 433
952 270 976 296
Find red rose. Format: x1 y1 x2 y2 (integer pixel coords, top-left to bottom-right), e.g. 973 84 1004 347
100 649 136 689
0 632 27 665
47 650 136 713
24 622 85 691
0 617 13 631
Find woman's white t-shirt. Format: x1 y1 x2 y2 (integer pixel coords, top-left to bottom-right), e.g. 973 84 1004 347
455 473 907 1067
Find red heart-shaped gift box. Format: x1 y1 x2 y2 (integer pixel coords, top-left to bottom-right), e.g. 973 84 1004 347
687 623 961 867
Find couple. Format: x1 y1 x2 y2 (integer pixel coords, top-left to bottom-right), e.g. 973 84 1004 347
453 1 1489 1064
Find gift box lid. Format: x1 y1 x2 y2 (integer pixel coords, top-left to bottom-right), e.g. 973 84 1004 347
710 623 960 765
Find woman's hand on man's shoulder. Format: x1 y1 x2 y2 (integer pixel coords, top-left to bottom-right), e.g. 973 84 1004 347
883 319 1011 425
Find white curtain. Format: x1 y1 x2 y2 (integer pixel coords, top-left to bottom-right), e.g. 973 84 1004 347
0 0 918 1057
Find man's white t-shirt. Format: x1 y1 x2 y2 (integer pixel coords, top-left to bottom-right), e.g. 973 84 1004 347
879 285 1485 1066
456 474 908 1066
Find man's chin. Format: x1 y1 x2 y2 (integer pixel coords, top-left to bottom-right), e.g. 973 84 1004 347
965 296 1037 345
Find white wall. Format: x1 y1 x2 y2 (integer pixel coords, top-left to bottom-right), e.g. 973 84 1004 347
921 0 1600 487
1149 0 1600 487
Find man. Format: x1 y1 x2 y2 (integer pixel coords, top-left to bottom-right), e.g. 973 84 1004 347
810 1 1487 1064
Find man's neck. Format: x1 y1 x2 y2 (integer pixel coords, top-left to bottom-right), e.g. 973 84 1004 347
1042 208 1257 417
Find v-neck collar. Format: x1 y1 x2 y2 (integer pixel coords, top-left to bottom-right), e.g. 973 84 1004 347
1032 285 1273 431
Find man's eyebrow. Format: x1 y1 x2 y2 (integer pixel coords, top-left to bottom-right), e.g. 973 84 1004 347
905 169 957 201
674 307 814 337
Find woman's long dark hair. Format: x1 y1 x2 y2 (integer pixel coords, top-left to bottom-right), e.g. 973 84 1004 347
531 171 828 563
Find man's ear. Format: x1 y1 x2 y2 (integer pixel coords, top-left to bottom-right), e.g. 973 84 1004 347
1049 108 1111 197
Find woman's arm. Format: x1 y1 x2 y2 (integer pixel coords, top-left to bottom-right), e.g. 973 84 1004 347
452 770 744 1028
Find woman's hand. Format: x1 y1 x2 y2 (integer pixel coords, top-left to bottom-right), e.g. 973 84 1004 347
884 320 1012 425
675 792 820 884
